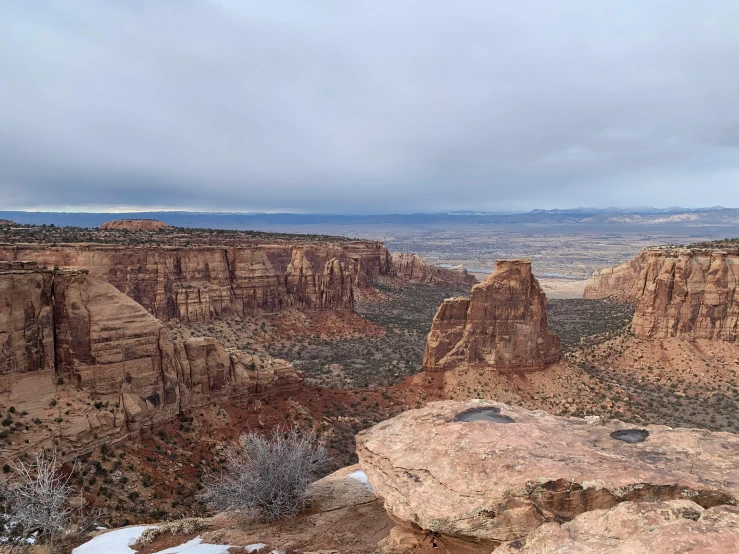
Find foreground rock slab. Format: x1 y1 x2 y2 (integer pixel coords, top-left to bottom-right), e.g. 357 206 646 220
496 500 739 554
356 400 739 544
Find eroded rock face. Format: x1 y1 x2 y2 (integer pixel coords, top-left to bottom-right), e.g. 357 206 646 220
496 501 739 554
99 219 172 230
423 260 560 372
392 253 477 289
0 242 392 321
584 248 739 340
0 263 302 459
355 400 739 545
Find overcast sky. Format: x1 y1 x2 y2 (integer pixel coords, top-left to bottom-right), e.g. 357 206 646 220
1 1 738 213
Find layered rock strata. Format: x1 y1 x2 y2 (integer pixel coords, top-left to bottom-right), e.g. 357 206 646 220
0 262 301 459
0 242 393 321
496 500 739 554
356 400 739 545
584 247 739 340
423 260 560 372
391 253 477 289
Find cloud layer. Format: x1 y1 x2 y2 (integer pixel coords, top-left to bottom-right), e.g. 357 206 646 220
1 1 738 212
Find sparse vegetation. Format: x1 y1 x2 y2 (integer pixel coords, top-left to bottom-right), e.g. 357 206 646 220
199 426 329 521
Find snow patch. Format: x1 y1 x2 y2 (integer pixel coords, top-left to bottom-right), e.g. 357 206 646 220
245 544 268 553
348 469 374 492
73 525 154 554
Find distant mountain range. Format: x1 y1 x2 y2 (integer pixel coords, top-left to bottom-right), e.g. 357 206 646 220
1 207 738 229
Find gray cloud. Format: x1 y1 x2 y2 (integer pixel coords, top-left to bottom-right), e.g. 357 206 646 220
1 0 738 213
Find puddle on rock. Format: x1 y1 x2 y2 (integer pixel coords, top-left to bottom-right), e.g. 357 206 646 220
455 407 515 424
610 429 649 443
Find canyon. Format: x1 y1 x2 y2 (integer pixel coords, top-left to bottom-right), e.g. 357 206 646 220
2 224 739 553
0 261 302 460
0 242 391 321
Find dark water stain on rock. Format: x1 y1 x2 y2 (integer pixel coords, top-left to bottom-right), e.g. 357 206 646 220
455 406 515 424
610 429 649 443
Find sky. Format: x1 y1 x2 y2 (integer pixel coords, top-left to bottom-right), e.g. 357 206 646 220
1 1 738 214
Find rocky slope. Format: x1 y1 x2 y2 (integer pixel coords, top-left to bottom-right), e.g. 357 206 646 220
423 260 560 372
585 246 739 340
0 262 301 460
391 252 477 289
99 219 172 230
356 400 739 549
0 242 392 322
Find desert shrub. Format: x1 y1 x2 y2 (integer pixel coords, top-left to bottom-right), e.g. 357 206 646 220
199 426 328 521
1 451 98 546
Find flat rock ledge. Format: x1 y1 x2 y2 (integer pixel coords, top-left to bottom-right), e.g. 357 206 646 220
356 400 739 545
496 500 739 553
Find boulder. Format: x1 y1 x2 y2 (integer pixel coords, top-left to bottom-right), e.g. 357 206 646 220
356 400 739 545
423 260 560 372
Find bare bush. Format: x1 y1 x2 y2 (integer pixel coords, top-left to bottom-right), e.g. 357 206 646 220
199 426 328 521
2 451 97 546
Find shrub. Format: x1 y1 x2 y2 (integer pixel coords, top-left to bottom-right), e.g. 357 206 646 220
2 450 98 546
199 426 328 521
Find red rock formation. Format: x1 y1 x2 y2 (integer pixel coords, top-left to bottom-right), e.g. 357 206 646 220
585 247 739 341
100 219 172 230
392 253 477 289
0 262 302 459
423 260 561 372
0 242 393 321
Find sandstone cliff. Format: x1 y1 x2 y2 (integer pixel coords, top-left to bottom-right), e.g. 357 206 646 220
585 247 739 340
391 253 477 289
0 262 302 460
0 242 393 322
100 219 172 230
423 260 561 372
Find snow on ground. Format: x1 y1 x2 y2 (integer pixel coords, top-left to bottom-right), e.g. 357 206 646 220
72 527 269 554
348 469 375 492
72 525 154 554
73 525 293 553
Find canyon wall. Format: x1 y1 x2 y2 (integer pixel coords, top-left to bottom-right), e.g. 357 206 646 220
585 248 739 341
0 242 392 322
0 262 302 460
423 259 560 372
391 253 477 289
